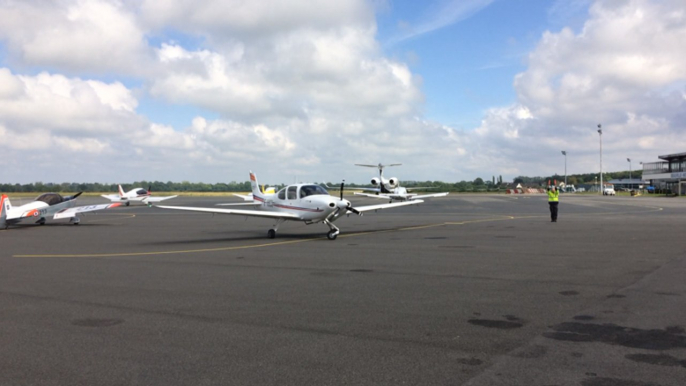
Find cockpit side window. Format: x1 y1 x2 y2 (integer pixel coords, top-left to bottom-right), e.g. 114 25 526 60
136 189 148 195
287 186 297 200
277 188 286 200
300 185 328 198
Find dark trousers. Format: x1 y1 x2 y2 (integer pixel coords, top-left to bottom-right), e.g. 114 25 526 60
549 202 558 221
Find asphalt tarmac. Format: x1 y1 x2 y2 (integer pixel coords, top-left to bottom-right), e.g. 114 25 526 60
1 194 685 385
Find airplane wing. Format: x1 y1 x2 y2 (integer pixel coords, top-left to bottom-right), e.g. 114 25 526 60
53 203 123 220
142 195 178 203
156 205 301 220
216 202 261 206
349 199 424 214
351 187 381 192
354 191 448 201
100 194 121 201
354 192 394 199
411 192 449 200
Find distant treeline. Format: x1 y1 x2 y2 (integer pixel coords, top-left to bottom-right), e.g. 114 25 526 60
513 170 637 186
1 171 635 194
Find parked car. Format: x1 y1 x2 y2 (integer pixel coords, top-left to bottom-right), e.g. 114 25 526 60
603 186 616 196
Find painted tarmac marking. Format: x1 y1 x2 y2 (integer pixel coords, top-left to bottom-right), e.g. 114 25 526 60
12 204 664 258
14 237 321 258
0 213 136 232
14 215 512 258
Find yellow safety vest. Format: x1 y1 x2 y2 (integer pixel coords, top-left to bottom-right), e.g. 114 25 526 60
547 190 559 202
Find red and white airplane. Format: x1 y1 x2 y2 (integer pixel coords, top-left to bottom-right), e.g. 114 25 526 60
1 192 121 229
353 163 449 202
158 171 423 240
101 185 177 206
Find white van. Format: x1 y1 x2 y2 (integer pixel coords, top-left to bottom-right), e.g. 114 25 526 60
603 186 616 196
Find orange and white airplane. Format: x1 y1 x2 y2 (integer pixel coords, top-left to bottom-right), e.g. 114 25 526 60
158 171 423 240
101 185 177 206
1 192 121 229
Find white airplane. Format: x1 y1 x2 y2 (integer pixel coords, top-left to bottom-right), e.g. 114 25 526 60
101 185 177 206
158 171 423 240
1 192 122 229
353 163 449 202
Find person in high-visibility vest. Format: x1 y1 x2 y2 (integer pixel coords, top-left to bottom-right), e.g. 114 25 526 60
547 186 559 222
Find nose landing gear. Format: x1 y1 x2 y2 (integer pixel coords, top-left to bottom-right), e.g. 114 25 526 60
323 219 340 240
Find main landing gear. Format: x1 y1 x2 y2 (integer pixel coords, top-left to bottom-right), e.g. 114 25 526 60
267 218 285 239
36 217 46 225
265 219 341 240
69 216 81 225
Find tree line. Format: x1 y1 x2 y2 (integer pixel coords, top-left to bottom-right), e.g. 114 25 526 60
512 170 637 186
1 171 635 194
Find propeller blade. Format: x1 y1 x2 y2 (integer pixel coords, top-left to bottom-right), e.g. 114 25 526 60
65 192 83 201
340 180 344 200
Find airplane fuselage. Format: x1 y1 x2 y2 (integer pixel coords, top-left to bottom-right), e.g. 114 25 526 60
6 200 75 224
253 183 347 223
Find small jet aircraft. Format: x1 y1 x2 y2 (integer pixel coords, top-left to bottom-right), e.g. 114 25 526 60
101 185 177 206
158 171 423 240
353 163 449 202
1 192 121 228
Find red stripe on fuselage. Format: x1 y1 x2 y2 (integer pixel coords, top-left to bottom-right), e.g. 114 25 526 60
274 204 324 213
253 195 324 213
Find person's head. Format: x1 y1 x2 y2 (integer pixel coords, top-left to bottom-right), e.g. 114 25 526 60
552 186 556 191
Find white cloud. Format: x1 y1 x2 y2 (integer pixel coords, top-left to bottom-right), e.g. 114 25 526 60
389 0 495 45
0 0 685 184
473 0 686 177
0 0 152 75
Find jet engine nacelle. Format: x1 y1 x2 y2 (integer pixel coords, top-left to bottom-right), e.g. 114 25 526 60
371 177 380 186
386 177 399 189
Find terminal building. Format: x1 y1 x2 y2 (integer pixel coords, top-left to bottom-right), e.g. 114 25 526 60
642 151 686 195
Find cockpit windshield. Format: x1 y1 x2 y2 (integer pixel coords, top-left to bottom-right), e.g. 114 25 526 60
299 185 329 198
35 193 65 206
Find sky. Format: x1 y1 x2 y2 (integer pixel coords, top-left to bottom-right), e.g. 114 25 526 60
0 0 685 185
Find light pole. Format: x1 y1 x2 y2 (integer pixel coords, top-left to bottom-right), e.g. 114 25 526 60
598 124 602 194
627 158 632 189
561 151 567 187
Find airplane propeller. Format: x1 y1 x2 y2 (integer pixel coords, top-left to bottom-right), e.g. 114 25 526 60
339 180 361 215
64 192 83 201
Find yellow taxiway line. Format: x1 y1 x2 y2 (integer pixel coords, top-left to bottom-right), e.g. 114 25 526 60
12 203 663 258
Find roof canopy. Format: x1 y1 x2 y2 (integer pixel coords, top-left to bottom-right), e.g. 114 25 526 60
658 152 686 161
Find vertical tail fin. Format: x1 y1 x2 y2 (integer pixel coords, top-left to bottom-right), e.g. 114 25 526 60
249 171 262 197
1 194 10 229
118 185 125 197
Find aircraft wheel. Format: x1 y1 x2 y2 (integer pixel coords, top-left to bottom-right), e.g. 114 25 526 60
267 229 276 239
327 230 338 240
126 202 130 206
38 218 46 225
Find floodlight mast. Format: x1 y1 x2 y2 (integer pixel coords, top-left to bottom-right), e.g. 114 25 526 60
597 124 602 195
561 150 567 187
627 158 632 186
